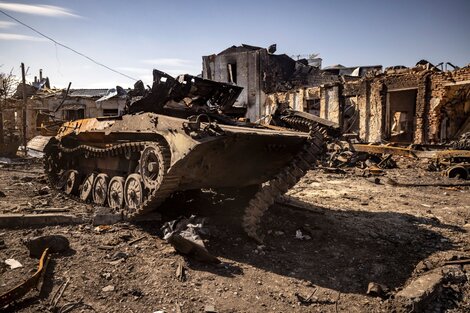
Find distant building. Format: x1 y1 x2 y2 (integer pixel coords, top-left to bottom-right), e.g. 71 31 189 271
1 73 127 140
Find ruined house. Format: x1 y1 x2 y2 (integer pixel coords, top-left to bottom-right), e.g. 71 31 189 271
1 73 127 141
202 44 339 122
317 62 470 144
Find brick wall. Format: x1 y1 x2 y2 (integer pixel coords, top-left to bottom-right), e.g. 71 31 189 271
427 66 470 142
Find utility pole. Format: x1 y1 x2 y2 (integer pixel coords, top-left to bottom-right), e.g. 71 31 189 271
0 80 4 145
21 62 27 155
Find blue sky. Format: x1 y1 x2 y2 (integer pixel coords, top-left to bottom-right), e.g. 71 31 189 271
0 0 469 88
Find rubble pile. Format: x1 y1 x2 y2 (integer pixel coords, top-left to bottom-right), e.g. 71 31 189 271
324 140 397 170
451 132 470 150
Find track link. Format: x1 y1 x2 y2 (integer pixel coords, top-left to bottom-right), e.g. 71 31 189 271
242 116 327 243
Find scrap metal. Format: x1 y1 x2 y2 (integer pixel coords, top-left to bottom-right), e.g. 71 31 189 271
0 248 50 308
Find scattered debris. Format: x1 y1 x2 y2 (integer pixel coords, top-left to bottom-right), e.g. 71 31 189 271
366 282 389 298
444 258 470 265
0 147 469 311
204 304 217 312
176 261 186 282
395 271 444 312
102 285 115 292
295 287 318 305
38 186 50 195
49 278 70 310
110 251 128 261
94 225 113 233
162 216 220 263
128 236 146 246
5 258 22 269
23 234 70 258
0 213 84 228
92 207 123 226
295 229 311 240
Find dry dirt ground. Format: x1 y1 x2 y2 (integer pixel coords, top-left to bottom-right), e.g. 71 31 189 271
0 158 469 312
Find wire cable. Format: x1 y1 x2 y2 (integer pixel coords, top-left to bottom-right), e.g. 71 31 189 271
0 9 138 82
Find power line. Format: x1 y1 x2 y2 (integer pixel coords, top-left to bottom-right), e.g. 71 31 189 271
0 9 138 82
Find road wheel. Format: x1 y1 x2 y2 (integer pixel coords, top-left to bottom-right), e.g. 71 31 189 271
80 173 95 201
124 174 144 213
139 144 165 190
64 170 80 195
92 173 109 205
108 176 125 210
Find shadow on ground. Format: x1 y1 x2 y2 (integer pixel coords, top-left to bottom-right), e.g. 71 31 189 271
154 190 464 295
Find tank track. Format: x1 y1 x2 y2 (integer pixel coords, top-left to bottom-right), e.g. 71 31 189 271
44 141 179 219
279 115 329 138
242 116 327 243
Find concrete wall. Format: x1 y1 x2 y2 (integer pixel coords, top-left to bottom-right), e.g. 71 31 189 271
203 50 266 122
320 85 340 124
427 67 470 142
265 86 321 120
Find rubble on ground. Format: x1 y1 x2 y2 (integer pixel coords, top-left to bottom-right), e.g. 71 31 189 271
0 158 468 312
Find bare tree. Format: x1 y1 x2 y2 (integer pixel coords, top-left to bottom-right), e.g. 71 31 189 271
0 68 19 144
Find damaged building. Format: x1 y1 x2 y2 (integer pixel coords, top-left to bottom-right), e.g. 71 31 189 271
202 44 340 122
204 45 470 144
316 62 470 144
0 72 128 142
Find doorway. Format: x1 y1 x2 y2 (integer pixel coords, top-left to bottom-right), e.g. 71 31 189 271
386 89 417 143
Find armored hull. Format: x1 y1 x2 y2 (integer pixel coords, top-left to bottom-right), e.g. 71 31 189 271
43 69 333 241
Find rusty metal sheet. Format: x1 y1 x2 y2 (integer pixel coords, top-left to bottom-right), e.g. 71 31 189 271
57 118 116 139
0 248 50 308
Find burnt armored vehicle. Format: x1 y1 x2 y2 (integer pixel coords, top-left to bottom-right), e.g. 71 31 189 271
44 70 335 241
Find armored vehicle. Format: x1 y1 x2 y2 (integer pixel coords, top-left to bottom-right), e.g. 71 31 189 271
43 70 335 241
